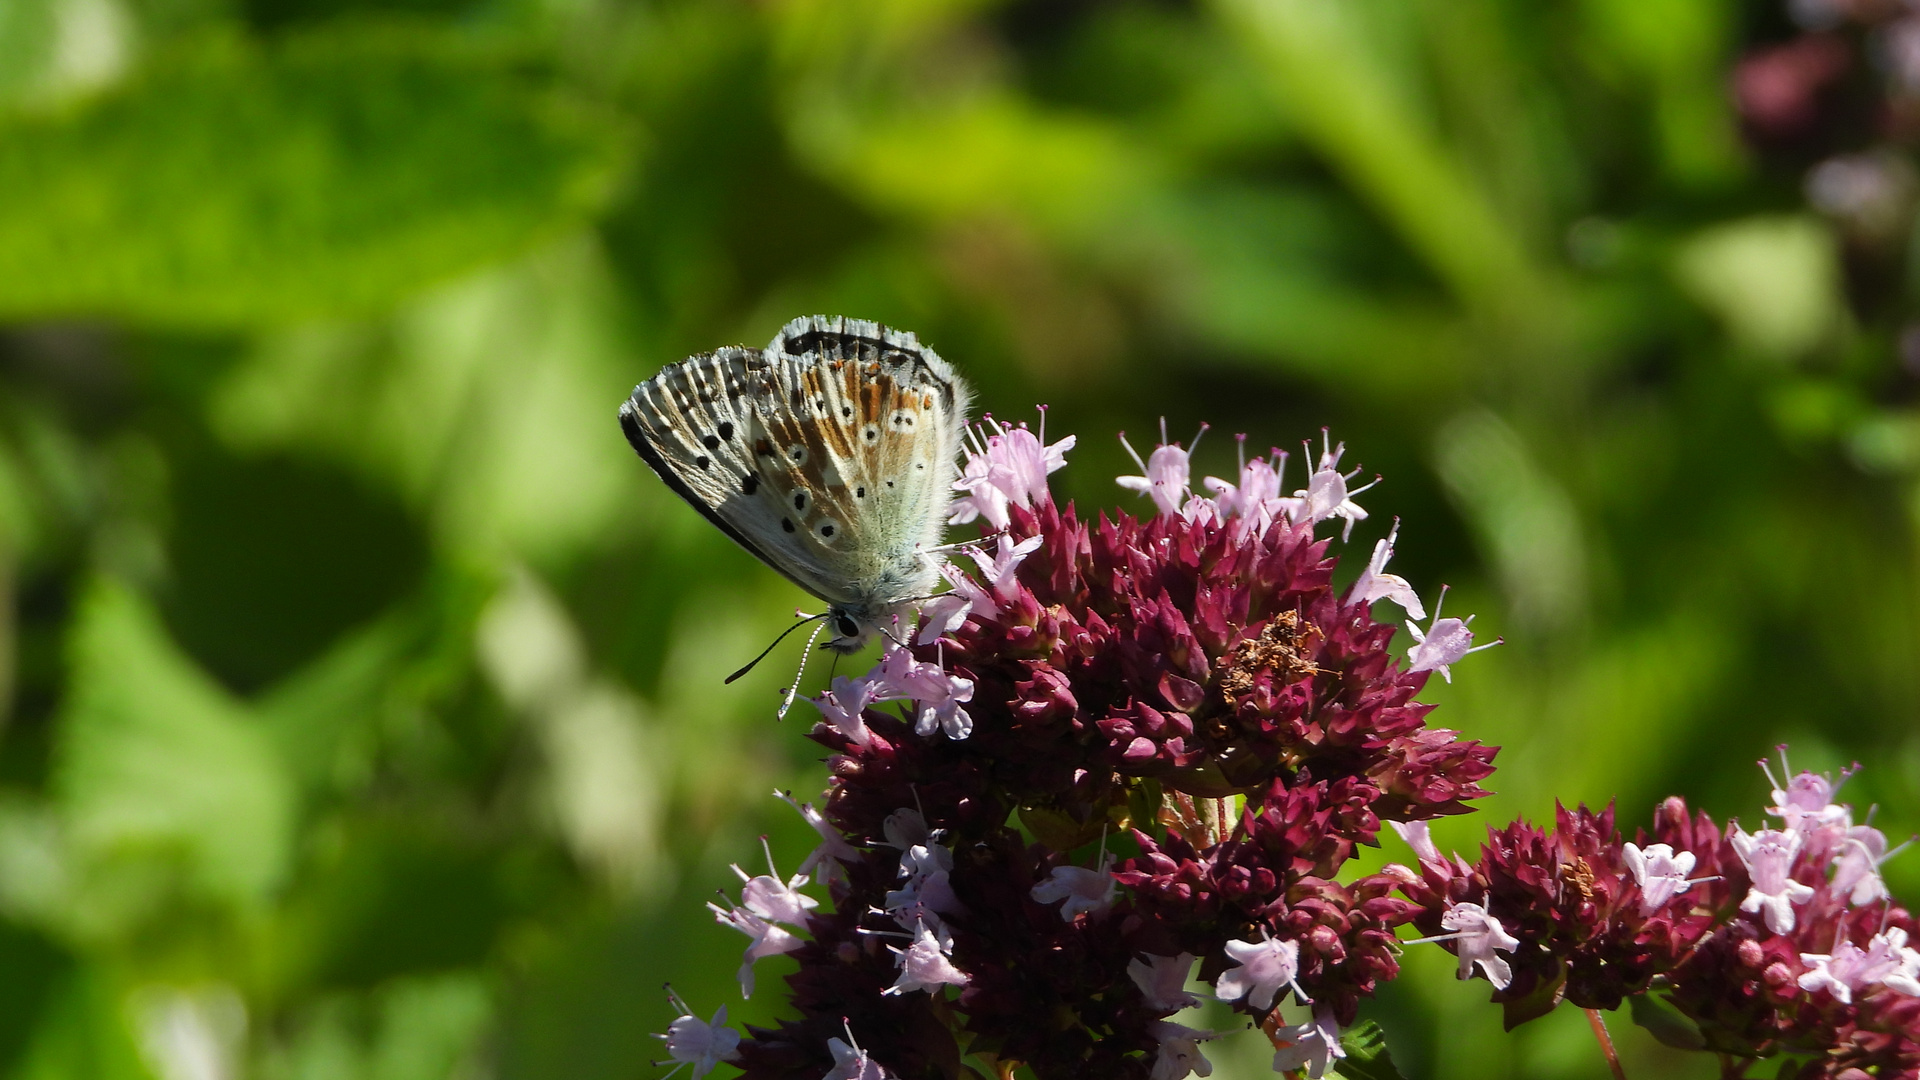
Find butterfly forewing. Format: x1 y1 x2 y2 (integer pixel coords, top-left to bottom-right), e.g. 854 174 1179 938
620 316 970 623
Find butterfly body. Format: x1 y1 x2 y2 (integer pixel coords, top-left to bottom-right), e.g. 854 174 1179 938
619 316 972 652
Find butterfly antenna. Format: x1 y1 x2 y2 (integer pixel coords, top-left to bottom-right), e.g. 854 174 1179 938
726 612 828 685
776 619 830 720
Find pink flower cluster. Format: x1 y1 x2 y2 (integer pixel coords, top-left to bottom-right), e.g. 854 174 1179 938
655 410 1916 1080
658 416 1504 1080
1389 749 1918 1077
652 408 1920 1080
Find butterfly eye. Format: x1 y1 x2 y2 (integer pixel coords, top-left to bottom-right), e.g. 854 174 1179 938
834 614 860 639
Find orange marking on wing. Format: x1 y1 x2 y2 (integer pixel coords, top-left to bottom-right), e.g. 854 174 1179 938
815 403 857 462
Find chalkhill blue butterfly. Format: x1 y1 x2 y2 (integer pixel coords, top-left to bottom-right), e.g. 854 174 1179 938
619 316 972 702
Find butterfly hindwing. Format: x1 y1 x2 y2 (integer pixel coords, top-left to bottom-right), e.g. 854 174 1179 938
752 321 966 606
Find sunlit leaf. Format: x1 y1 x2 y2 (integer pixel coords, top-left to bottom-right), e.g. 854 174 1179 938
0 25 630 326
55 578 296 908
210 238 642 558
1333 1019 1408 1080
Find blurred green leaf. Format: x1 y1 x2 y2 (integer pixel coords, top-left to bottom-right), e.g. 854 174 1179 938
1628 991 1706 1051
809 94 1151 236
0 25 629 327
210 238 641 559
7 965 154 1080
260 973 489 1080
55 577 295 910
1217 0 1551 325
255 611 416 797
1579 0 1743 184
1672 216 1842 361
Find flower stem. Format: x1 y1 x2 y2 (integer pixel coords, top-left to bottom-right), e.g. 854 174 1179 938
1585 1009 1626 1080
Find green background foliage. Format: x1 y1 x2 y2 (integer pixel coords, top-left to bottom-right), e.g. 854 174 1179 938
0 0 1912 1077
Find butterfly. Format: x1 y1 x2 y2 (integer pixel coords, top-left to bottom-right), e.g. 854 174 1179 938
619 315 973 664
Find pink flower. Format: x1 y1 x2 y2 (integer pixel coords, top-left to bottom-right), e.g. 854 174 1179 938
1388 819 1446 870
1829 825 1903 906
1406 586 1500 682
1731 826 1815 934
914 563 994 645
654 992 740 1080
1214 930 1309 1010
916 525 1054 649
879 807 932 850
774 790 861 877
1128 952 1201 1012
824 1028 889 1080
885 842 964 928
730 837 818 926
1290 433 1377 540
807 674 879 744
951 414 1075 528
1145 1020 1219 1080
1269 1003 1345 1079
1118 422 1204 518
1760 748 1854 833
886 920 969 995
706 903 803 997
1030 849 1118 921
968 532 1043 605
1436 901 1520 990
1621 841 1700 915
1347 519 1425 619
1202 439 1293 534
866 646 976 740
1884 930 1920 996
1797 929 1913 1004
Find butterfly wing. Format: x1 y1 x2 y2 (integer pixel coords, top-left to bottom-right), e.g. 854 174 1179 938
620 317 970 613
757 316 972 611
620 345 829 598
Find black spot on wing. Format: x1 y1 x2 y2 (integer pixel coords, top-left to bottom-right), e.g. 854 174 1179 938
618 400 785 581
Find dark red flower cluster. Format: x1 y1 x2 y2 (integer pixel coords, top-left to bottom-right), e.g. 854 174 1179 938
692 422 1502 1080
654 415 1918 1080
1389 758 1920 1079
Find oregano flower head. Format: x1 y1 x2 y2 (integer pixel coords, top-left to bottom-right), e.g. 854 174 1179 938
698 414 1495 1079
